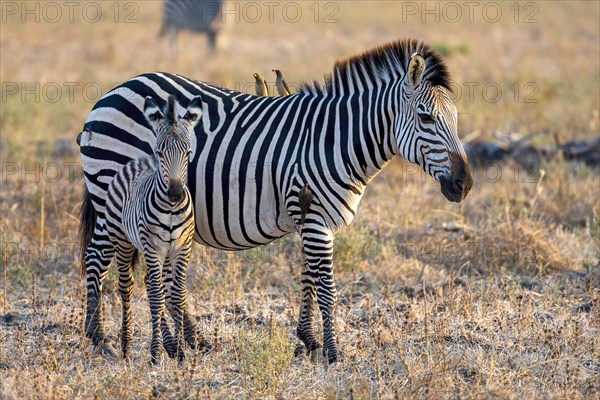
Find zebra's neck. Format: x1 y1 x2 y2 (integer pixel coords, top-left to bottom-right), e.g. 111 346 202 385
308 83 399 189
150 172 167 203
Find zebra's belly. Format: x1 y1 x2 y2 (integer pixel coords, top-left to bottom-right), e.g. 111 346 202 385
190 178 295 251
192 227 291 251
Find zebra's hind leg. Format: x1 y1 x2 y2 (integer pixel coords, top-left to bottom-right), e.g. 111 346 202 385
143 248 166 364
296 239 322 360
183 308 213 351
84 224 117 357
115 241 136 358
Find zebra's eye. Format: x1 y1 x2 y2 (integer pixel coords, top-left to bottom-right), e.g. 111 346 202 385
418 113 435 124
149 112 162 122
183 112 198 122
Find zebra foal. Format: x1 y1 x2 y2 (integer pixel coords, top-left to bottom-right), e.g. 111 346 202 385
85 94 202 363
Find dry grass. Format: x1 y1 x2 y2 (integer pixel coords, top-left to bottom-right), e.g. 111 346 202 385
1 1 599 399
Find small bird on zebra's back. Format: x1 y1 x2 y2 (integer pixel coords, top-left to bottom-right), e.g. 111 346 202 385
272 69 291 96
298 182 313 227
253 73 269 96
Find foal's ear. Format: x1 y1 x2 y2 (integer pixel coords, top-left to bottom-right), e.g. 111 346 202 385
406 52 426 89
144 96 164 124
182 96 202 125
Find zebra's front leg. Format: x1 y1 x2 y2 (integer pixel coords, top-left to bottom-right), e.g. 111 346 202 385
144 249 166 364
146 267 177 358
84 226 117 357
170 244 192 364
296 253 321 357
163 260 203 350
305 230 339 363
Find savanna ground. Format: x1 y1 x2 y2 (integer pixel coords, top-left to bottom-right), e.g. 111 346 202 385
1 1 599 399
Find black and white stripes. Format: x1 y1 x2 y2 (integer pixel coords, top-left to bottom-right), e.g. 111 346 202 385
79 39 473 363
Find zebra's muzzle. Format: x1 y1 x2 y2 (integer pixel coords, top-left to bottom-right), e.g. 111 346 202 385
167 180 185 203
440 152 473 203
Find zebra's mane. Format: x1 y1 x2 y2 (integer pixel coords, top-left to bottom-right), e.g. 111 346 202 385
299 39 451 95
166 95 177 123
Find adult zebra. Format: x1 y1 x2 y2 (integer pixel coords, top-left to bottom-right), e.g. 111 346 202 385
159 0 223 54
79 39 473 363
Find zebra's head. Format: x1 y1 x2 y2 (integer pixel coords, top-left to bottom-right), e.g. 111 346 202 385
143 95 202 203
397 52 472 203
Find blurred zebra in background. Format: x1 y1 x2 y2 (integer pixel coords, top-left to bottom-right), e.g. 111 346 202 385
159 0 224 55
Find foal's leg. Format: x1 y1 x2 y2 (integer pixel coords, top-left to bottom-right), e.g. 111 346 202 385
170 241 193 364
150 261 176 358
145 258 199 353
163 259 204 350
143 247 166 364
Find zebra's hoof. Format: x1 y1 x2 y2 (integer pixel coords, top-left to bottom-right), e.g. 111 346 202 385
293 343 306 358
121 346 132 359
184 334 197 349
310 345 327 364
323 348 339 364
185 330 206 349
163 341 178 359
150 351 163 365
309 348 325 364
95 341 118 359
195 337 213 353
296 342 323 363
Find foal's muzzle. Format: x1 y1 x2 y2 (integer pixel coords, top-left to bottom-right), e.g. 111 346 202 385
167 180 185 203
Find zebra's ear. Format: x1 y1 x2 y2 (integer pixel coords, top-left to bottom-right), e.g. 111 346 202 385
407 53 426 89
182 96 202 126
144 96 164 124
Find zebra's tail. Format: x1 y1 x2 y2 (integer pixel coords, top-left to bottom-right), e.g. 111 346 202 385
131 249 147 288
79 185 96 278
131 249 140 271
